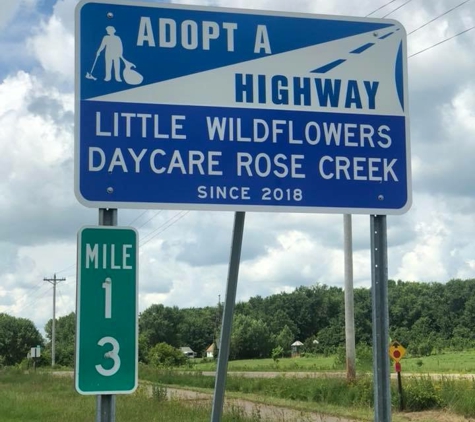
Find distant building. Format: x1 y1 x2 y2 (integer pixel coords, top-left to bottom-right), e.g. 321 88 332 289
291 340 304 357
206 343 216 358
180 347 196 358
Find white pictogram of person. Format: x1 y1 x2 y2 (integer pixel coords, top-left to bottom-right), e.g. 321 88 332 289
97 26 123 82
85 25 144 85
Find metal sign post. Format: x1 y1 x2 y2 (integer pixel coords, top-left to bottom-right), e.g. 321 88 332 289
74 3 411 420
370 215 391 422
30 346 40 372
390 340 406 412
98 208 116 422
211 212 245 422
75 210 138 422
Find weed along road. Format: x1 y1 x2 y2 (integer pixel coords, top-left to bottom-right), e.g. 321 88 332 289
162 387 359 422
55 372 357 421
52 371 475 421
199 370 475 380
201 371 347 379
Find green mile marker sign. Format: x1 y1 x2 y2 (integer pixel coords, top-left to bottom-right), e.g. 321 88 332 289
75 226 138 395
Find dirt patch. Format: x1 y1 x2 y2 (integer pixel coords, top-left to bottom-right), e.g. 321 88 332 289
400 410 475 422
54 371 475 421
164 387 475 422
164 387 357 422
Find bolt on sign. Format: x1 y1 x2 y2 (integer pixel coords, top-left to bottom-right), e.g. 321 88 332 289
75 226 138 395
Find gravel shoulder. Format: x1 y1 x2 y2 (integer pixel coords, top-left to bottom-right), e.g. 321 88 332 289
53 371 475 421
163 386 359 422
200 370 475 380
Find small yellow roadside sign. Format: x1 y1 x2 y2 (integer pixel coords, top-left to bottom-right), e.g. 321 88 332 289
389 340 406 362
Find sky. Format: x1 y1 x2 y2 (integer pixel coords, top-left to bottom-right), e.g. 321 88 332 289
0 0 474 337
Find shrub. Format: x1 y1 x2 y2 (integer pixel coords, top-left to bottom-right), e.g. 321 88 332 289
333 345 346 367
356 343 373 370
333 344 372 370
403 378 442 411
417 342 433 357
148 343 187 368
271 346 284 363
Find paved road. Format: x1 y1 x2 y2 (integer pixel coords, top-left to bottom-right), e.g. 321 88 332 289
163 386 359 422
54 371 473 421
199 370 475 380
200 371 346 378
53 373 357 421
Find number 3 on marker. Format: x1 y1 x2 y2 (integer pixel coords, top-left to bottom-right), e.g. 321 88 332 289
95 336 121 376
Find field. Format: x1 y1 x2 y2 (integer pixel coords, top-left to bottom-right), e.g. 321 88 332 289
396 350 475 374
190 355 337 372
143 349 475 421
0 369 262 422
189 349 475 374
5 349 475 421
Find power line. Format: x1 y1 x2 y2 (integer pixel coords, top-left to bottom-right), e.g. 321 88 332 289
13 285 53 317
139 210 188 243
55 263 75 275
127 210 148 226
53 210 150 276
13 279 46 307
365 0 399 17
56 284 74 316
408 0 472 35
52 210 185 280
141 211 190 247
382 0 414 18
136 210 163 230
141 211 190 248
409 25 475 58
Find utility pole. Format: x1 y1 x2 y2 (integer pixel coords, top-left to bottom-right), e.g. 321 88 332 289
343 215 356 381
215 294 221 353
44 274 66 367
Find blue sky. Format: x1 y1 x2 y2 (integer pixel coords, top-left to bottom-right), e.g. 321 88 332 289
0 0 475 336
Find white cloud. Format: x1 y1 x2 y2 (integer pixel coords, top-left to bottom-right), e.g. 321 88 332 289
0 71 74 213
1 0 475 337
396 214 450 281
393 194 475 282
27 15 74 81
174 0 376 16
0 0 24 30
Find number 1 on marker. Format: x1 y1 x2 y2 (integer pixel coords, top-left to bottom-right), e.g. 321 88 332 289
102 277 112 319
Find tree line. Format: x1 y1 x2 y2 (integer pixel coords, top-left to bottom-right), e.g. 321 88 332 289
2 278 475 366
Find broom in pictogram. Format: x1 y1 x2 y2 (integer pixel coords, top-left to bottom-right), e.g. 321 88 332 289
85 53 99 81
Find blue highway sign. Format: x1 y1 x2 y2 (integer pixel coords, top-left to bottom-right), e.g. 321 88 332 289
75 0 411 214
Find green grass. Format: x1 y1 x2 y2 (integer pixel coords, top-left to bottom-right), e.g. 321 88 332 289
140 366 375 421
400 350 475 374
140 365 475 419
9 348 475 421
189 349 475 375
0 368 263 422
189 355 338 372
